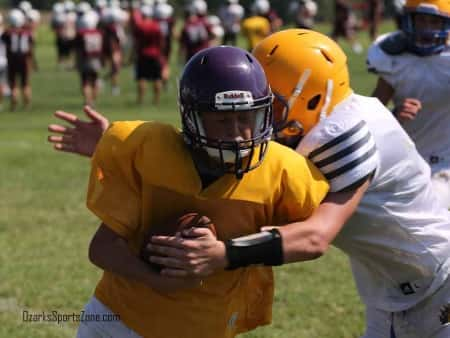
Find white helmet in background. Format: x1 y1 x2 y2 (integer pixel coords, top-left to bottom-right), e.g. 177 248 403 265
78 10 100 30
27 9 41 24
227 0 239 4
252 0 270 15
140 5 154 18
193 0 207 16
8 9 26 28
154 3 174 20
211 25 224 39
77 2 93 16
64 0 76 13
109 0 121 8
207 15 221 27
102 6 126 24
304 0 318 16
95 0 108 9
53 3 65 14
141 0 155 6
52 11 67 27
18 1 33 13
229 3 244 18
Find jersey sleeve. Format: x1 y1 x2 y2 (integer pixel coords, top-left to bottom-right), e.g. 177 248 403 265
273 145 329 223
296 114 379 193
86 121 143 239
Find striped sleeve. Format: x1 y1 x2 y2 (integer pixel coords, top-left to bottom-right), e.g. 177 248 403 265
297 119 378 192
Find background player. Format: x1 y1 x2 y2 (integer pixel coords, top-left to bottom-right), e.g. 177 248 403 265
2 8 34 110
367 0 450 208
130 4 164 105
73 10 103 106
218 0 244 46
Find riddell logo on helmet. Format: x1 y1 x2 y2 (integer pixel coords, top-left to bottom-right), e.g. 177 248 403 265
215 91 254 110
224 92 245 99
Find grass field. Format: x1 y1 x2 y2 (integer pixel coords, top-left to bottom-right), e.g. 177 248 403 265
0 20 395 338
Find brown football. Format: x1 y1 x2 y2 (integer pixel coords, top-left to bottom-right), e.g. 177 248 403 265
140 213 217 271
176 213 217 238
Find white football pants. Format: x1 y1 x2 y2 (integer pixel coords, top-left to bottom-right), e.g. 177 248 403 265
431 167 450 210
362 279 450 338
76 296 142 338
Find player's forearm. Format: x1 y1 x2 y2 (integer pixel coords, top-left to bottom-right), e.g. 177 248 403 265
226 181 369 268
278 220 331 263
89 224 187 292
279 202 350 263
281 181 369 263
89 232 151 282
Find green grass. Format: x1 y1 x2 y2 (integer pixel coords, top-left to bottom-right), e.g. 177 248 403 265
0 21 395 337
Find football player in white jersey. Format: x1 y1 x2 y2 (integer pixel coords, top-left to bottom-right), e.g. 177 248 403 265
47 29 450 337
218 0 244 46
367 0 450 209
146 30 450 337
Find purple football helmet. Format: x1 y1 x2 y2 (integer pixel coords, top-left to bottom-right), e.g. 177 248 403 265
179 45 273 179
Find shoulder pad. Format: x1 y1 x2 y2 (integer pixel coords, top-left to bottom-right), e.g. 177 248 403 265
379 31 409 55
297 116 378 192
367 32 406 75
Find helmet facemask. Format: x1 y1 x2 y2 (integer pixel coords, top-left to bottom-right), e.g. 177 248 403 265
402 7 450 55
181 94 273 179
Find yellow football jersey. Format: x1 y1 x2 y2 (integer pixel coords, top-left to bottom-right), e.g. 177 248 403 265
241 16 271 51
87 121 329 338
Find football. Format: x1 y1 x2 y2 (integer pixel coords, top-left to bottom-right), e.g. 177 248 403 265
140 212 217 271
175 213 217 238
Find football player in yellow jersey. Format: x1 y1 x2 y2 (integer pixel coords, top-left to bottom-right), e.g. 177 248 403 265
68 45 329 338
49 29 450 337
240 7 271 52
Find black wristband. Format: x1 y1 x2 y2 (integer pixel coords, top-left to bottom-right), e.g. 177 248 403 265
225 229 284 270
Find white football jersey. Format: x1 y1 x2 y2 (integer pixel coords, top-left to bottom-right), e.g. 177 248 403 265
297 94 450 312
0 39 7 70
367 32 450 173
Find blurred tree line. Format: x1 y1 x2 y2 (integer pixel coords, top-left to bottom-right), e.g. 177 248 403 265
1 0 396 22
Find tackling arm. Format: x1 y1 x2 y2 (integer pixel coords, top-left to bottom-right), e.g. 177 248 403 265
278 179 369 263
149 179 369 275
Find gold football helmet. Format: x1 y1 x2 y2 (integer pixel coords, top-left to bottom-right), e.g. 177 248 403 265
253 29 353 137
405 0 450 14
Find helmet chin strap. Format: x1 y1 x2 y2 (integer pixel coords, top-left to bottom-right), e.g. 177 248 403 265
319 79 333 121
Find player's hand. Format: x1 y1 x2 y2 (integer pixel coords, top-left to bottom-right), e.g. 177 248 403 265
48 106 109 157
148 228 227 278
395 98 422 122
